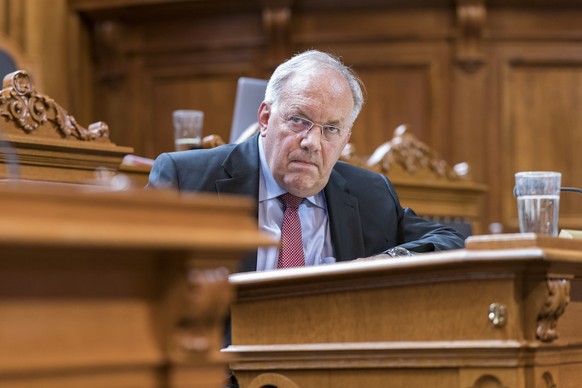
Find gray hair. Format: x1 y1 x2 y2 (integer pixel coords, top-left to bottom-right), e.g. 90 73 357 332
264 50 365 126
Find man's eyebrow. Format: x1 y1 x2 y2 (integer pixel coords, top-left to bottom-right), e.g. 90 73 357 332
291 109 343 126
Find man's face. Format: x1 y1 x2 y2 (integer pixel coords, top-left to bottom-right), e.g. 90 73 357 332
258 70 353 198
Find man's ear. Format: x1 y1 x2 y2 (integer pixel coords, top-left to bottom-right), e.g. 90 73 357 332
258 102 270 136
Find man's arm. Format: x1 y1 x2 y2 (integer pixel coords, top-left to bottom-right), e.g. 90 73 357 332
395 207 466 253
147 153 179 189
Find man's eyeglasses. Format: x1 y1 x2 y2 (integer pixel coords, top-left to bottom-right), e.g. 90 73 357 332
283 115 350 142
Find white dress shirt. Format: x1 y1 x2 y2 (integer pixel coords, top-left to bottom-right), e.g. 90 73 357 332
256 136 336 271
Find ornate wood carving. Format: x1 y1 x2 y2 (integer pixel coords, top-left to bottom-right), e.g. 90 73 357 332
0 70 110 141
361 124 466 181
536 278 571 342
456 0 486 73
170 265 233 361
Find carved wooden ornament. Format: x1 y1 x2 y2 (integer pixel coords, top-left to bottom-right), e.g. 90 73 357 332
170 266 234 361
0 70 110 141
456 0 486 73
365 124 465 180
536 278 571 342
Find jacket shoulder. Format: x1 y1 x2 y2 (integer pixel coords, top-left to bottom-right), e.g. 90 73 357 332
333 161 388 182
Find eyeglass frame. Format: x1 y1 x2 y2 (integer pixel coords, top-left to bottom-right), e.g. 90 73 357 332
280 113 351 142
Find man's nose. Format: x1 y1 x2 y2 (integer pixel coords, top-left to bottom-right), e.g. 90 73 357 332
300 125 323 150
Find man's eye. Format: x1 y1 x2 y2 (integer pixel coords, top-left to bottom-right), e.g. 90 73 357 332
324 126 341 135
290 116 307 125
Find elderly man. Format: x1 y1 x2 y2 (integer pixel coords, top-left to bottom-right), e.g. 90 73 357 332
149 49 465 388
149 50 464 271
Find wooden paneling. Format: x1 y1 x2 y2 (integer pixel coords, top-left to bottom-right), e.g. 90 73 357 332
57 0 582 232
487 43 582 232
289 5 454 154
338 43 452 156
79 5 266 158
510 65 582 229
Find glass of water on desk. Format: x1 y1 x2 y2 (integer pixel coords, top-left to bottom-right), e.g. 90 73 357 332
515 171 561 236
173 110 204 151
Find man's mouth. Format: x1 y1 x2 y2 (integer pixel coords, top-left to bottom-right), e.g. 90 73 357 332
290 159 317 168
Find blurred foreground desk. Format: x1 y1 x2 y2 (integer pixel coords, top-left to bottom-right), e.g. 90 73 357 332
0 182 273 388
226 234 582 388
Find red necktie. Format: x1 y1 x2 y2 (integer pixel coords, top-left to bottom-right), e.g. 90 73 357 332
277 193 305 268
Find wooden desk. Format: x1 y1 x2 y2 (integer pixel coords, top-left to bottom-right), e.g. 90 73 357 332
226 234 582 388
0 182 274 388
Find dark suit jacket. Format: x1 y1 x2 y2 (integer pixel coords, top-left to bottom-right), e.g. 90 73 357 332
148 134 465 270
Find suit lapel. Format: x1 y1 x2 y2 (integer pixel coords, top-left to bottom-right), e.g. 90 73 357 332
216 135 261 272
215 134 260 199
324 169 365 261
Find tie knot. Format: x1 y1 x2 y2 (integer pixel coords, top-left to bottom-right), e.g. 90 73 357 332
280 193 303 209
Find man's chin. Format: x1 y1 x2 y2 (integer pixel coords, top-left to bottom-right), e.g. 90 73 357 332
283 177 325 197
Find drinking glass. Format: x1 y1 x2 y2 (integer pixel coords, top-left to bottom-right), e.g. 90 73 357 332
514 171 561 236
173 110 204 151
